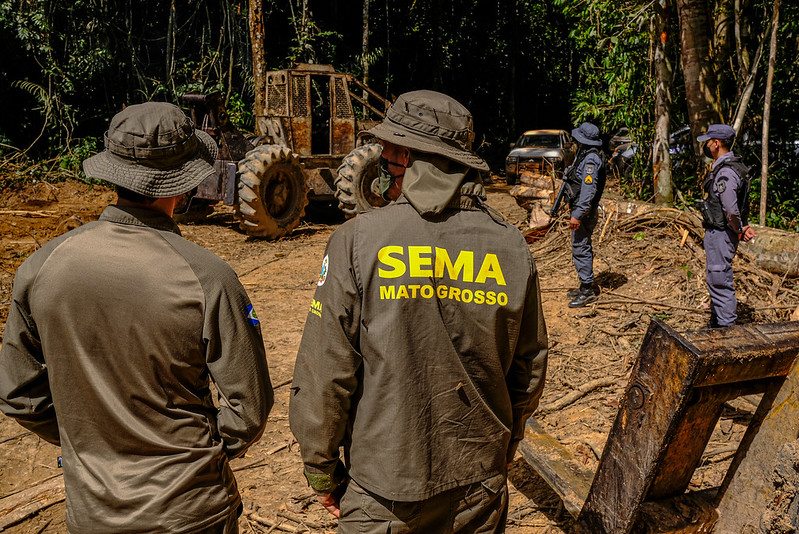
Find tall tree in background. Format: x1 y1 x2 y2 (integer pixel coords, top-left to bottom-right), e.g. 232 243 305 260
760 0 780 225
653 0 674 206
362 0 369 87
250 0 268 134
677 0 722 158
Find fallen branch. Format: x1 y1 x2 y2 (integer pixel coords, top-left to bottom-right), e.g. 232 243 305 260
277 510 336 530
246 511 304 533
598 205 617 245
601 291 706 313
0 431 32 445
272 378 292 390
538 376 621 414
0 210 57 217
0 474 65 529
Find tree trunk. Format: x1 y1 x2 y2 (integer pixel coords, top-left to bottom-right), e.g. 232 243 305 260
362 0 369 82
249 0 267 134
760 0 780 226
653 0 674 206
362 0 369 100
734 0 752 83
731 23 769 134
676 0 722 159
166 0 176 97
712 0 735 113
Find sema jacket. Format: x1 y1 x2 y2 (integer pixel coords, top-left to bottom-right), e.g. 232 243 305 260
0 205 272 533
289 189 548 502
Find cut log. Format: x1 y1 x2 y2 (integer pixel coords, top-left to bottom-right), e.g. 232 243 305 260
0 474 65 529
739 224 799 277
517 418 594 517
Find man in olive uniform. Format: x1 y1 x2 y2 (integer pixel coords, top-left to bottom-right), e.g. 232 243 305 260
289 90 548 533
564 122 606 308
0 102 273 533
698 123 756 327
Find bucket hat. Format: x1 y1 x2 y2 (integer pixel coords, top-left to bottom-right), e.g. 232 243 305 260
571 122 602 147
83 102 218 198
697 124 736 143
367 90 489 171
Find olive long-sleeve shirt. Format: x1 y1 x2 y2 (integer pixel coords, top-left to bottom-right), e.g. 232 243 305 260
0 205 273 533
289 195 548 501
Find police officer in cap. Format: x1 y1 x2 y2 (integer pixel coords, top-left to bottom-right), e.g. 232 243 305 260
290 90 548 533
698 123 756 328
565 122 606 308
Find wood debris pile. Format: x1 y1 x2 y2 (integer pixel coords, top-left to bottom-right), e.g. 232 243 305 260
531 203 799 331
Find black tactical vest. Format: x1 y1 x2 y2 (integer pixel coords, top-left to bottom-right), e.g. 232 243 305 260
700 155 752 230
564 147 606 203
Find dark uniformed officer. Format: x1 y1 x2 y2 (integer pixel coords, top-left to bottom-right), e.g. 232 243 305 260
0 102 273 533
564 122 606 308
289 91 548 533
698 123 756 327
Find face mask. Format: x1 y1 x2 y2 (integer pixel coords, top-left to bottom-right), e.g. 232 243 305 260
378 156 406 200
702 141 714 159
174 187 199 215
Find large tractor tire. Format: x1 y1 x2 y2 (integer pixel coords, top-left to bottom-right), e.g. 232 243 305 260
334 143 387 218
237 145 309 239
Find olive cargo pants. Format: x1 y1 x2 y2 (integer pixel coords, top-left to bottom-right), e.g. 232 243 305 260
338 474 508 533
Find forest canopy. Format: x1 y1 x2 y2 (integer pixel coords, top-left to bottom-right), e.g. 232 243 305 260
0 0 797 229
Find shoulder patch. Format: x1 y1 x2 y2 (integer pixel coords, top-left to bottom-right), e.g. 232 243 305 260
585 175 593 185
585 163 595 175
246 304 260 326
716 180 726 193
317 255 329 286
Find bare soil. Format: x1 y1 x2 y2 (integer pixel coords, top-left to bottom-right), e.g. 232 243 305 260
1 178 796 533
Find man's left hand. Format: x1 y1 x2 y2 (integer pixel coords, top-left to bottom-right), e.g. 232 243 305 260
317 493 341 517
740 225 757 242
569 217 581 230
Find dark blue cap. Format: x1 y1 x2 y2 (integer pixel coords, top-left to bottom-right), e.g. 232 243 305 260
697 124 736 142
571 122 602 147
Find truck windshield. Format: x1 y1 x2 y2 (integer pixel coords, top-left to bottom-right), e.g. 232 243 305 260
518 134 560 148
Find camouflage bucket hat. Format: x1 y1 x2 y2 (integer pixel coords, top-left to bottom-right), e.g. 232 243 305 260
83 102 218 198
367 90 489 171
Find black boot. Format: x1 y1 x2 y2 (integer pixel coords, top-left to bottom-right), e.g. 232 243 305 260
567 283 599 299
567 287 581 298
568 284 598 308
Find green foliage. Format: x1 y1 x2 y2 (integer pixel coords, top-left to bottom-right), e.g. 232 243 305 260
555 0 659 200
226 93 255 131
0 0 796 232
57 137 101 178
286 16 343 64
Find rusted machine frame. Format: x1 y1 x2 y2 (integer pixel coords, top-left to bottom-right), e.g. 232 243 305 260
258 63 389 200
183 92 254 205
519 318 799 533
182 64 390 213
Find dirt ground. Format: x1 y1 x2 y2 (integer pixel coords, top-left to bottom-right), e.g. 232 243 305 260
1 178 796 533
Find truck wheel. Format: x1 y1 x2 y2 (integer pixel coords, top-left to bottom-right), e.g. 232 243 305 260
237 145 309 238
334 143 386 218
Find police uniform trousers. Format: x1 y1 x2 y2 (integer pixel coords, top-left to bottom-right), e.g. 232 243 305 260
705 227 739 327
338 474 508 534
571 209 599 285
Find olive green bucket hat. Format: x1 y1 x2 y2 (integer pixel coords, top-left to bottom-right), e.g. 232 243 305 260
368 90 489 171
83 101 218 198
